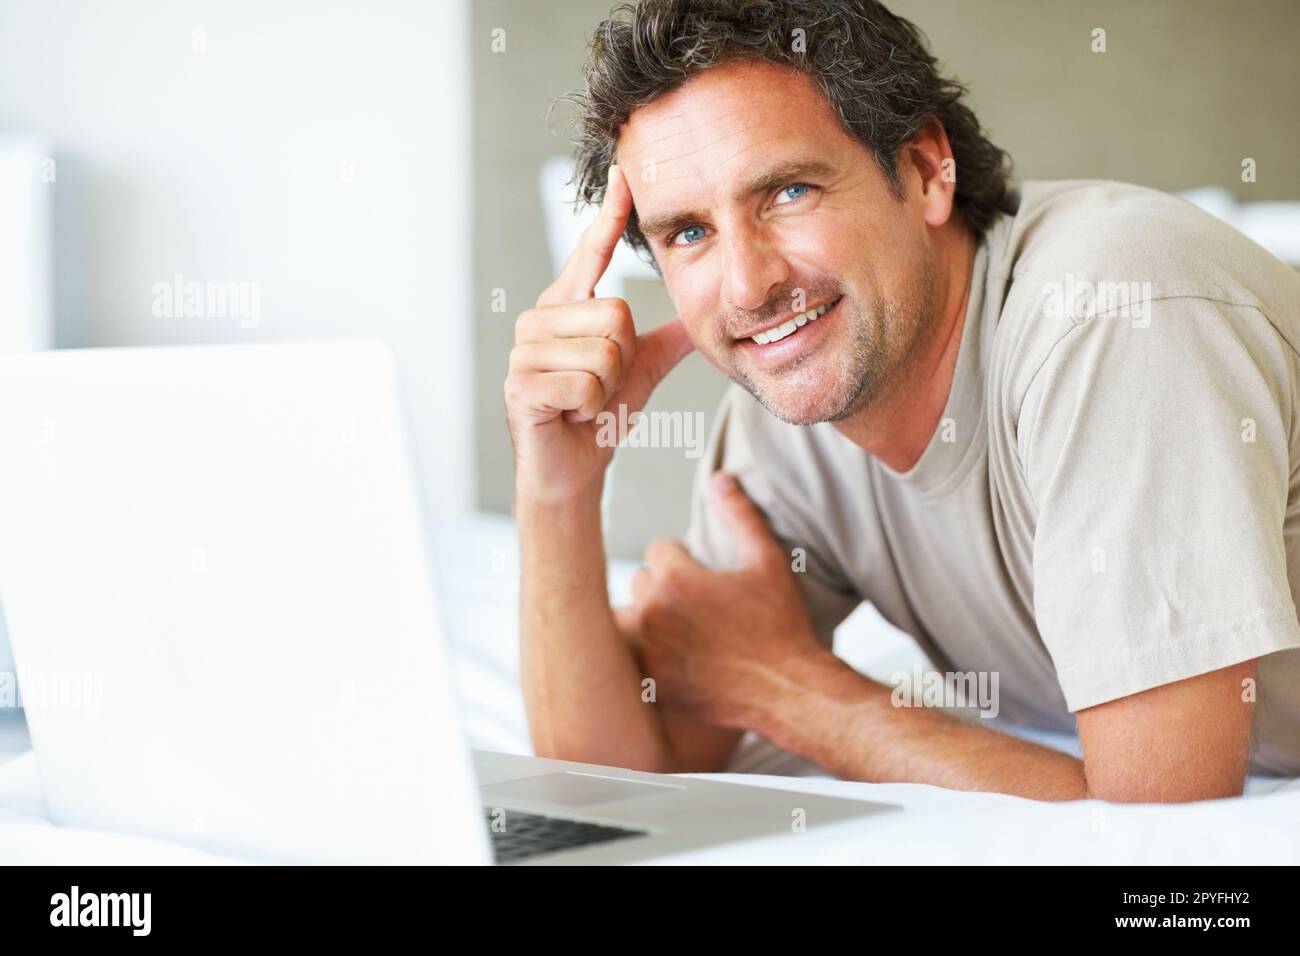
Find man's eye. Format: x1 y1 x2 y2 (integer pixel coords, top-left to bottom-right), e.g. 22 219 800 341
672 225 707 247
773 183 812 206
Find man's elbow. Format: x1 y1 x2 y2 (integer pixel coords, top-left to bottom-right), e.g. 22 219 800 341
1083 770 1247 804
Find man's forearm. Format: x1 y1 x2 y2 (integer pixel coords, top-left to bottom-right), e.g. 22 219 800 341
517 486 673 771
752 651 1089 801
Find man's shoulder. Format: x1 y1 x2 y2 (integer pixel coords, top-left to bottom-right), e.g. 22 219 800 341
1000 179 1298 307
988 180 1300 419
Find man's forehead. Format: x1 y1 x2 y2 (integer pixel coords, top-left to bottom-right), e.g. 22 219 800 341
617 61 831 177
616 61 845 227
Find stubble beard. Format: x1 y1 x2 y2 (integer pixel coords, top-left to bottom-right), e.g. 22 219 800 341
734 261 937 427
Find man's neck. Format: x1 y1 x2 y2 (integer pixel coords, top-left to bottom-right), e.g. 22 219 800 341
832 224 977 472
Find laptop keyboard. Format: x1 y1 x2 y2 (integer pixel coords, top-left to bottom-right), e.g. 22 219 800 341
484 807 647 863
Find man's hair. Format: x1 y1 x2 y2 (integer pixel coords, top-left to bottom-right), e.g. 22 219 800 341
565 0 1013 263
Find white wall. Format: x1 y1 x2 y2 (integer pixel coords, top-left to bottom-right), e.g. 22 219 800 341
0 0 474 513
0 134 52 352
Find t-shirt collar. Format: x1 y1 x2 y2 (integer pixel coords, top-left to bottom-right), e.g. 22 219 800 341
873 212 1012 496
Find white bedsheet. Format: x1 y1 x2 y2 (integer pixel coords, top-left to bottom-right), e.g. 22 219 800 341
2 511 1297 864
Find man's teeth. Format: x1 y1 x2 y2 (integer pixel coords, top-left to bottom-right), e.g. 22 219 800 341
752 301 832 345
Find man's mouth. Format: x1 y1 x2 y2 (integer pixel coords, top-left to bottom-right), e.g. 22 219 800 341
738 296 842 346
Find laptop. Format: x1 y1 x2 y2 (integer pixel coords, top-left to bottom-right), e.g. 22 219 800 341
0 342 897 864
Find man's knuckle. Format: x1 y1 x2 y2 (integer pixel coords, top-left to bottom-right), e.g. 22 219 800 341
579 372 603 403
514 307 543 340
502 372 530 409
596 297 629 328
506 343 529 374
597 337 621 371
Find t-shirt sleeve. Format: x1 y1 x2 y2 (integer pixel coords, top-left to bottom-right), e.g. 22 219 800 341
1020 295 1300 712
683 387 861 652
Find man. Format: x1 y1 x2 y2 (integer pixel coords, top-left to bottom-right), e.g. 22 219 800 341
504 0 1300 802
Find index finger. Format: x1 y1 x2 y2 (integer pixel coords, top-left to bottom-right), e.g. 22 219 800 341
537 163 633 307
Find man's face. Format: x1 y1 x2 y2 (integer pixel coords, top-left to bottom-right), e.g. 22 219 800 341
618 59 937 425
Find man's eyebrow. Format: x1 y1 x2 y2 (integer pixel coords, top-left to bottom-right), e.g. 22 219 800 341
741 159 838 202
636 159 838 241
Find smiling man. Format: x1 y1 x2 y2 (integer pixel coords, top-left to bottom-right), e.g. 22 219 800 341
504 0 1300 801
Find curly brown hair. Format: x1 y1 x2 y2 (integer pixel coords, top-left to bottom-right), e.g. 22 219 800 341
563 0 1014 264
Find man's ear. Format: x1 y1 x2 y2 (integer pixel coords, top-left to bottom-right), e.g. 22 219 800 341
903 117 958 228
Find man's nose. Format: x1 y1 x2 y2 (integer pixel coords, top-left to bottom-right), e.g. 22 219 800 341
720 227 789 314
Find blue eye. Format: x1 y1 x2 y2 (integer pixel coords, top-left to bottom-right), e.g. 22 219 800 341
774 183 811 205
672 225 707 246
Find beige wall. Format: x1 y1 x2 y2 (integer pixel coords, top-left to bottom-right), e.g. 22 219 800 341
474 0 1300 556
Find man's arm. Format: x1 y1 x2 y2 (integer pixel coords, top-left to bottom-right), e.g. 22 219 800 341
517 492 667 769
517 492 742 772
507 163 739 773
754 651 1256 802
629 472 1259 802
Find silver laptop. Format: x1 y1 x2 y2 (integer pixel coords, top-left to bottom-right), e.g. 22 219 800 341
0 342 897 864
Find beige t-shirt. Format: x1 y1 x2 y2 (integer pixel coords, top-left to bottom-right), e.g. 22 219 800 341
683 179 1300 776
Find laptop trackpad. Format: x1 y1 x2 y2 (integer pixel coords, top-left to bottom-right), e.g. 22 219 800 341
482 771 684 807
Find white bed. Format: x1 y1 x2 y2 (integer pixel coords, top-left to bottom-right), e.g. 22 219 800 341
2 511 1297 864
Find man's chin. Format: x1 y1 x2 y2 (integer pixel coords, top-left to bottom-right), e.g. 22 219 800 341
742 379 851 427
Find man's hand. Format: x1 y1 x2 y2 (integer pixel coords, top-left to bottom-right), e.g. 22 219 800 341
618 471 827 729
505 162 693 505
